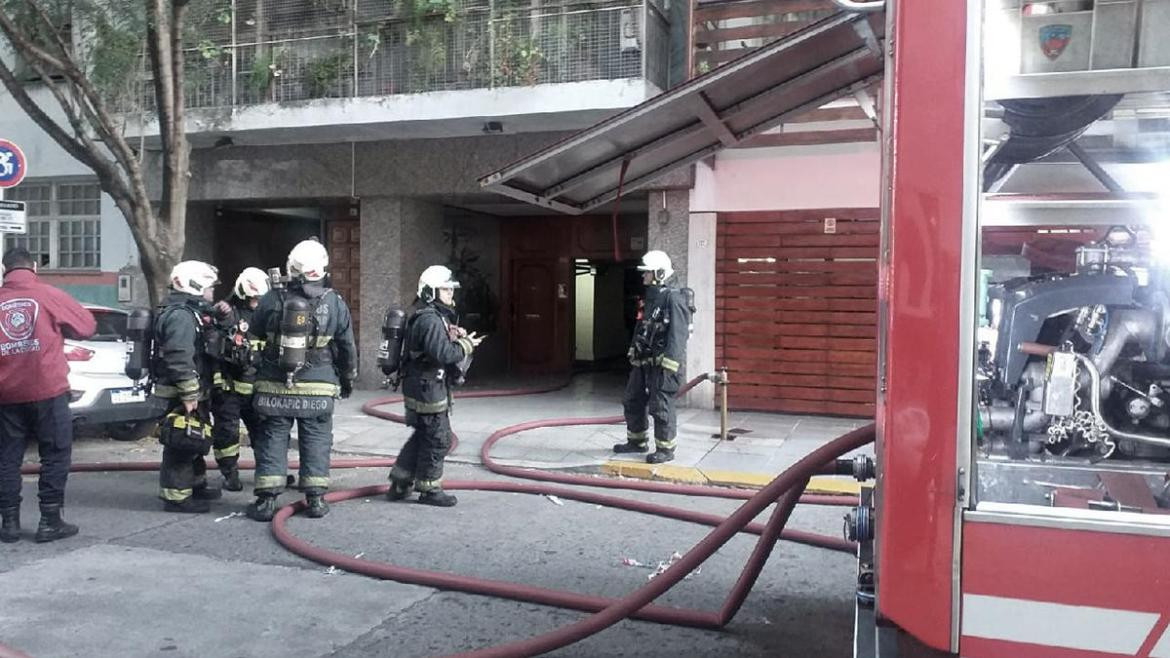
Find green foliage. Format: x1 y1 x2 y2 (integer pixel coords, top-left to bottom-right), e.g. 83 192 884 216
491 19 544 87
305 52 347 97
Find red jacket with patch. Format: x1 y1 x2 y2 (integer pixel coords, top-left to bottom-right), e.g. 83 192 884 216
0 269 96 404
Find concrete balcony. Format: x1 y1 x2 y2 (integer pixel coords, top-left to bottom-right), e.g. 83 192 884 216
131 0 671 145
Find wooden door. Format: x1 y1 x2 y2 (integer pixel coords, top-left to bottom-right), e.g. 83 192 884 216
716 208 879 416
501 218 572 374
327 218 361 340
509 259 559 370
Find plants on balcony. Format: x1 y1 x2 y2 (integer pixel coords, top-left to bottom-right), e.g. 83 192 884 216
304 52 349 98
491 20 545 86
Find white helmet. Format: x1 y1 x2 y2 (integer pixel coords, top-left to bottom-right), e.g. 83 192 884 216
637 250 674 283
233 267 271 299
417 265 460 302
287 239 328 282
169 260 218 296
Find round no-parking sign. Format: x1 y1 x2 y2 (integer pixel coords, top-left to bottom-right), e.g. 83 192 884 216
0 139 27 189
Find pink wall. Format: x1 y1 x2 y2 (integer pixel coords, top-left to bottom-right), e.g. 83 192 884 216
689 142 881 212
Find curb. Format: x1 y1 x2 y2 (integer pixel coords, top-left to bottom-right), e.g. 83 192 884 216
601 460 863 495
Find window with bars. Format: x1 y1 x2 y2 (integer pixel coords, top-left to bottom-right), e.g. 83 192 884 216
2 181 101 270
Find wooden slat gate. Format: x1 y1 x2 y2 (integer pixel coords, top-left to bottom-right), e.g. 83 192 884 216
716 209 878 416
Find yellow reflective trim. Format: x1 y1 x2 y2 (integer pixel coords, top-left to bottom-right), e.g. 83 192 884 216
655 439 677 450
415 479 442 492
313 336 332 347
404 396 448 414
214 444 240 459
213 372 225 386
152 385 179 399
166 412 212 437
255 475 287 489
176 378 200 392
249 339 265 351
627 430 648 440
254 380 340 396
300 476 330 488
659 357 680 373
233 381 254 395
457 337 474 356
160 488 192 501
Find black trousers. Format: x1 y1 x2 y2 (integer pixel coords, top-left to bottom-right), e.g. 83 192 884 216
622 365 682 450
389 412 452 492
210 388 260 473
253 412 333 496
159 400 211 503
0 393 73 509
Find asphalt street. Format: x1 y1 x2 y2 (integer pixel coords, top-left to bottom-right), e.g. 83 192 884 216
0 442 857 658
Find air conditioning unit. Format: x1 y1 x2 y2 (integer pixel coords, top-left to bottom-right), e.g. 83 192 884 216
619 8 641 53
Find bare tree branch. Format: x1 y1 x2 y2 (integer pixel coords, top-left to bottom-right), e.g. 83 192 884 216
16 3 152 206
0 59 93 171
0 10 70 72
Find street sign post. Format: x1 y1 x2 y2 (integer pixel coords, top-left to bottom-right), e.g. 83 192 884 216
0 139 27 189
0 200 27 234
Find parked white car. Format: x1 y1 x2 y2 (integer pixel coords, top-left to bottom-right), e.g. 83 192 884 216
66 305 166 440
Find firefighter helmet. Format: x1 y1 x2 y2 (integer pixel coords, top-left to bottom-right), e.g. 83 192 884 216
637 250 674 284
169 261 218 296
287 239 328 282
233 267 271 300
417 265 460 302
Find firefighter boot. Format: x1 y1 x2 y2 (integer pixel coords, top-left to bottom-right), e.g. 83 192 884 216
193 483 223 500
386 481 413 502
418 490 458 507
35 504 79 543
164 497 212 514
246 494 278 522
646 448 675 464
305 494 329 519
221 468 243 492
612 441 649 454
0 506 20 543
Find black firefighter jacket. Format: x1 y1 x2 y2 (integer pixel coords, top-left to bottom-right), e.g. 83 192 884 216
401 300 476 415
251 281 358 399
151 292 214 402
630 285 691 375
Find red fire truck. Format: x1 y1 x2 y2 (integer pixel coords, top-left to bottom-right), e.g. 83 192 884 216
867 0 1170 655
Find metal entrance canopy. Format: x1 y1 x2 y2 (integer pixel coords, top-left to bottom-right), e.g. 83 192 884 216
479 10 885 215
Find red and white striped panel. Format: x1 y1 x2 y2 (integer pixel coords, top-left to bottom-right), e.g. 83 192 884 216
961 521 1170 657
962 594 1170 657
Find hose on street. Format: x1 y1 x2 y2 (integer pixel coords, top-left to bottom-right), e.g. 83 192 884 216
9 373 871 658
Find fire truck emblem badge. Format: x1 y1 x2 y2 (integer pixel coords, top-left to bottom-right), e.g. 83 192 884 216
1039 24 1072 61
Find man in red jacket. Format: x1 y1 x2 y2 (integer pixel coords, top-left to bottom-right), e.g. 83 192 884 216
0 247 95 543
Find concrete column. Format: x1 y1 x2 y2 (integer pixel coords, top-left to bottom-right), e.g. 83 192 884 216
646 189 691 287
685 212 716 410
359 197 403 388
357 196 446 388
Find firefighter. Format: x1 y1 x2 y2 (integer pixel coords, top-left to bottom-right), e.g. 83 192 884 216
614 250 692 464
245 240 357 521
152 260 220 513
209 267 270 492
386 265 482 507
0 247 96 542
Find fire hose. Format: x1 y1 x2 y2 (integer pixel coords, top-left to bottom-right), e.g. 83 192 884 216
8 373 872 658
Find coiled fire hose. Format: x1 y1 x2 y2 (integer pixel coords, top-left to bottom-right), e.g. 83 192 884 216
9 373 871 658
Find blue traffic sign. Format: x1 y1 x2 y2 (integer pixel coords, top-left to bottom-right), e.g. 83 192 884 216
0 139 27 189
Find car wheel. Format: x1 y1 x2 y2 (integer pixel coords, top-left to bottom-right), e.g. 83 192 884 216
107 419 159 442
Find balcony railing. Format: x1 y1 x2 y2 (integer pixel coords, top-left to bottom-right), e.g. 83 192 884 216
690 0 836 77
151 0 669 111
